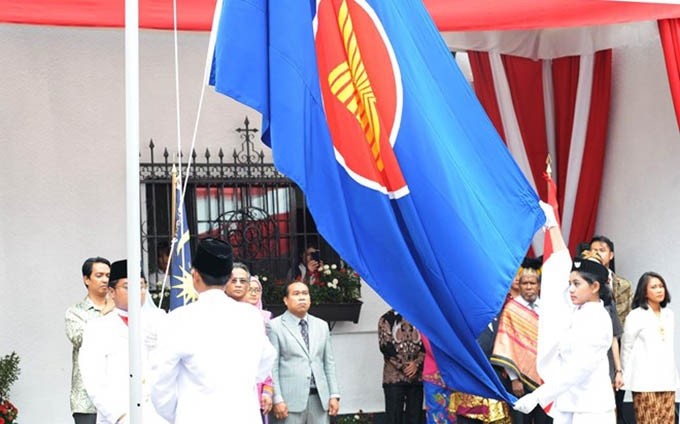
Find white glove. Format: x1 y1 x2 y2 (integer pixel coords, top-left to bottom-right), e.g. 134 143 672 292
514 391 539 414
539 200 558 230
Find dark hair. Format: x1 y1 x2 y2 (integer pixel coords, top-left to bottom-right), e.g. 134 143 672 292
573 251 612 306
157 240 170 253
574 242 590 256
198 270 228 287
574 269 613 306
589 235 616 272
82 257 111 277
283 280 309 298
632 272 671 310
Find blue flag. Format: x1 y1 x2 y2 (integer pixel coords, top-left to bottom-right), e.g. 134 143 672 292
169 172 196 310
210 0 544 401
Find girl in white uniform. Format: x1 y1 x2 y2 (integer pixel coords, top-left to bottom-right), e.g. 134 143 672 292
515 205 615 424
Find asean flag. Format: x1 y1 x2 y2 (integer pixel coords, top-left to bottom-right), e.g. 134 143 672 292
210 0 545 401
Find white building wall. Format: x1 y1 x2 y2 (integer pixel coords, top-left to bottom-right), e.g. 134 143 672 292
1 23 678 423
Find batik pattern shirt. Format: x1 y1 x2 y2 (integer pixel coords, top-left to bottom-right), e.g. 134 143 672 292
612 273 632 327
378 310 425 386
65 296 103 413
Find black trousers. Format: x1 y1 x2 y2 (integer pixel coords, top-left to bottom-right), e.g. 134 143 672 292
73 413 96 424
615 389 626 423
384 384 424 424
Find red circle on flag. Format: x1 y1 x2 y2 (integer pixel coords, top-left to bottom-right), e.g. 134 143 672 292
315 0 406 196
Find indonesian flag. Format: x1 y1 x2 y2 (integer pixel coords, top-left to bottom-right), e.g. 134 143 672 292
536 172 573 413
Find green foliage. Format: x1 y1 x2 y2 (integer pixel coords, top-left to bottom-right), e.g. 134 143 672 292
0 352 20 400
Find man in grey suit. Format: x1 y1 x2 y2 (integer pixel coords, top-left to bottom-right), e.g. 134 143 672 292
268 281 340 423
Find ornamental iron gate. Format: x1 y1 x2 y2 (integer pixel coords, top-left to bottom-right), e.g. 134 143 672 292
139 117 342 288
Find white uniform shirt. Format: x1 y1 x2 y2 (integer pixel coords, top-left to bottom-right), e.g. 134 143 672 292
535 301 614 413
622 307 680 392
79 307 168 424
151 289 276 424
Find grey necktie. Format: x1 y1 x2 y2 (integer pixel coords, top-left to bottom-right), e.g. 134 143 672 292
299 319 309 349
299 319 316 388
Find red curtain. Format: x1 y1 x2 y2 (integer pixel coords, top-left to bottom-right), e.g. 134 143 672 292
658 18 680 132
551 57 579 211
468 51 611 253
468 53 506 141
502 56 549 200
568 51 611 251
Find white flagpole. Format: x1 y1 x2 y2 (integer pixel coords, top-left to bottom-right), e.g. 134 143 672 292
125 0 143 421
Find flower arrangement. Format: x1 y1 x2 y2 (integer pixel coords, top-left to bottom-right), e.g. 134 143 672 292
308 264 361 305
0 351 20 424
260 264 362 305
0 399 18 424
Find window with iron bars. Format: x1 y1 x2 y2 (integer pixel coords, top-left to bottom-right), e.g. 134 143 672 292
139 118 343 298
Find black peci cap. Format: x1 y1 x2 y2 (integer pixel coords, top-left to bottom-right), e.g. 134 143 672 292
109 259 145 287
192 237 233 278
571 257 609 284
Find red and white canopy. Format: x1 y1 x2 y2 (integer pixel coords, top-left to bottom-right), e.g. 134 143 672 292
2 0 680 31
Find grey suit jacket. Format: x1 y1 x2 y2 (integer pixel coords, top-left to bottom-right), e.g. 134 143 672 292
267 310 340 412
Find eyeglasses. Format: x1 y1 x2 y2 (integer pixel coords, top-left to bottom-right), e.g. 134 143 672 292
248 287 262 294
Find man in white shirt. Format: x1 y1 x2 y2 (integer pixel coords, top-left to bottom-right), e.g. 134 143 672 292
151 237 276 423
79 260 167 424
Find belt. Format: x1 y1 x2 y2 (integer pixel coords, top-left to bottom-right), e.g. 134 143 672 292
309 387 318 395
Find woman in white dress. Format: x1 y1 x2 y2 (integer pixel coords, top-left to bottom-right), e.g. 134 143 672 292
621 271 679 424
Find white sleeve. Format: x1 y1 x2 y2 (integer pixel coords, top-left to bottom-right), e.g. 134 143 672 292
621 310 641 387
537 249 573 382
150 315 181 423
79 320 127 423
256 332 276 384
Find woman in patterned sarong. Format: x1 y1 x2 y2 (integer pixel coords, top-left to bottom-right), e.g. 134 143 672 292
621 272 679 424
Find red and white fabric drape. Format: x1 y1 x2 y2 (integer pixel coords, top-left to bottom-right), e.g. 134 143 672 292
658 18 680 132
468 51 612 255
